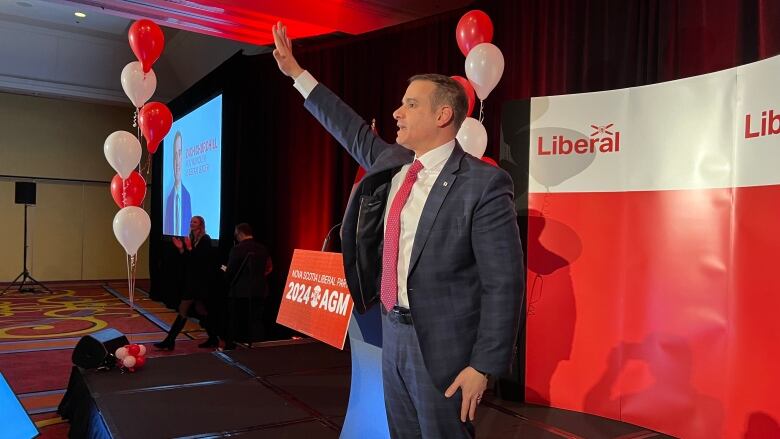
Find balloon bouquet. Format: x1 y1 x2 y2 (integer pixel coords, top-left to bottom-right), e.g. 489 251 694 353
452 10 504 166
104 19 172 308
115 344 148 372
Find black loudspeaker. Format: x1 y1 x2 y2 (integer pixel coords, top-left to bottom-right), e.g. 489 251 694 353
14 181 36 205
72 328 129 369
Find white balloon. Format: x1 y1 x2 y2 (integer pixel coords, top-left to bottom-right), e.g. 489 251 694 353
465 43 505 100
138 344 147 356
121 61 157 108
456 117 488 158
113 206 151 255
115 347 129 359
104 131 141 179
122 355 137 368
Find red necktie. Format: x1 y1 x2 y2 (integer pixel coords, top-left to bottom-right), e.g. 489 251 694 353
381 160 424 311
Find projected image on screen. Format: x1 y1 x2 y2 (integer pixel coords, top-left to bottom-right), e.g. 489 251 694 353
161 94 222 238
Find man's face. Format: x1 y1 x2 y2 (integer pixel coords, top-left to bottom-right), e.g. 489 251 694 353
393 80 441 152
173 136 182 185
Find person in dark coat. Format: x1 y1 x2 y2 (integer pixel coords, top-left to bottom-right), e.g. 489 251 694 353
220 223 272 350
154 215 219 350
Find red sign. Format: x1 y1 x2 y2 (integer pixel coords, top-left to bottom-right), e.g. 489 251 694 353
276 249 354 349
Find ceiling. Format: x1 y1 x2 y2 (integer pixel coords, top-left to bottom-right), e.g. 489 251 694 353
0 0 472 106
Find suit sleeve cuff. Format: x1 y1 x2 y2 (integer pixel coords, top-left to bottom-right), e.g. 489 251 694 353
293 70 318 99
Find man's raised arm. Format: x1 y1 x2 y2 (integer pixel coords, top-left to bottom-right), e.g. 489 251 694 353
270 22 396 170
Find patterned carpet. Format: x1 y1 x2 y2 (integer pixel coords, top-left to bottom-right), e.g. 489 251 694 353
0 281 214 438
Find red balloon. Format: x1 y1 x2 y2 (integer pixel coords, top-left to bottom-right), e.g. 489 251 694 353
134 355 146 369
481 156 498 167
139 102 172 154
110 171 147 208
456 10 494 56
127 344 141 356
451 75 476 117
128 19 164 73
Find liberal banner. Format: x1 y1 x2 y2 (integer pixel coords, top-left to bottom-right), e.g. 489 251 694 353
277 249 354 349
508 54 780 438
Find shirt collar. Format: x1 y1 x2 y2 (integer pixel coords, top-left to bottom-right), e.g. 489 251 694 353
415 139 455 172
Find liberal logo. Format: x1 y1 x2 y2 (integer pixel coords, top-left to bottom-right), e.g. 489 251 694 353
744 110 780 139
537 123 621 156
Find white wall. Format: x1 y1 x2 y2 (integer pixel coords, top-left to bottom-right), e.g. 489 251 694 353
0 91 150 281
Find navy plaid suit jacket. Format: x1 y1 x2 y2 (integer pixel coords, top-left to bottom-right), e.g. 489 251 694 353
304 84 525 392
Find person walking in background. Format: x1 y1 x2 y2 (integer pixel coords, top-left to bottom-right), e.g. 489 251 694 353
220 223 272 350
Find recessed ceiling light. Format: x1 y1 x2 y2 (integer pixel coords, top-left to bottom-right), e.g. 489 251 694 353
74 11 86 18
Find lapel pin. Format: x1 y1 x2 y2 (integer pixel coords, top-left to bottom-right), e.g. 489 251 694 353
443 181 448 187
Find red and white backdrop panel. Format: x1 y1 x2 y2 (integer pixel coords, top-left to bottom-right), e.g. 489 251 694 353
524 54 780 439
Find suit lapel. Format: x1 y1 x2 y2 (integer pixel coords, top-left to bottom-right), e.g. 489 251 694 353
408 144 465 276
350 147 412 202
367 147 414 177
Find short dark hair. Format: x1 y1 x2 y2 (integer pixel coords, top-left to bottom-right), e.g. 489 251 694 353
235 223 253 237
408 74 469 130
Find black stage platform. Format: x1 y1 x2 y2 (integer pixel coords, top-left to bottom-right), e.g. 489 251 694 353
58 339 672 438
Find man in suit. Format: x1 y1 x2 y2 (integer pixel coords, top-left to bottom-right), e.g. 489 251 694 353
221 223 272 349
165 131 192 236
272 22 524 438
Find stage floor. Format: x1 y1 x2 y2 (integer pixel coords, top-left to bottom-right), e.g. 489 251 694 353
58 339 672 438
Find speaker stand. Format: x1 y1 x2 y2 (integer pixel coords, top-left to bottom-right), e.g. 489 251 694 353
2 204 51 295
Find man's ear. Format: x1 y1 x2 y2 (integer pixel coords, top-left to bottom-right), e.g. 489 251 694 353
437 106 454 127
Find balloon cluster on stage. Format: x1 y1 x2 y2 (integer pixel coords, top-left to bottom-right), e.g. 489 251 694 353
453 10 503 166
104 19 172 307
115 344 148 372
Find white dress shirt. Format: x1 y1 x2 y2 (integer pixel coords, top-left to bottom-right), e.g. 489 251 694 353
293 70 319 98
174 184 182 236
383 142 454 308
293 70 456 308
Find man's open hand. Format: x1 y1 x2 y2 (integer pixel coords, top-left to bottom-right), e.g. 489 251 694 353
271 21 304 78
